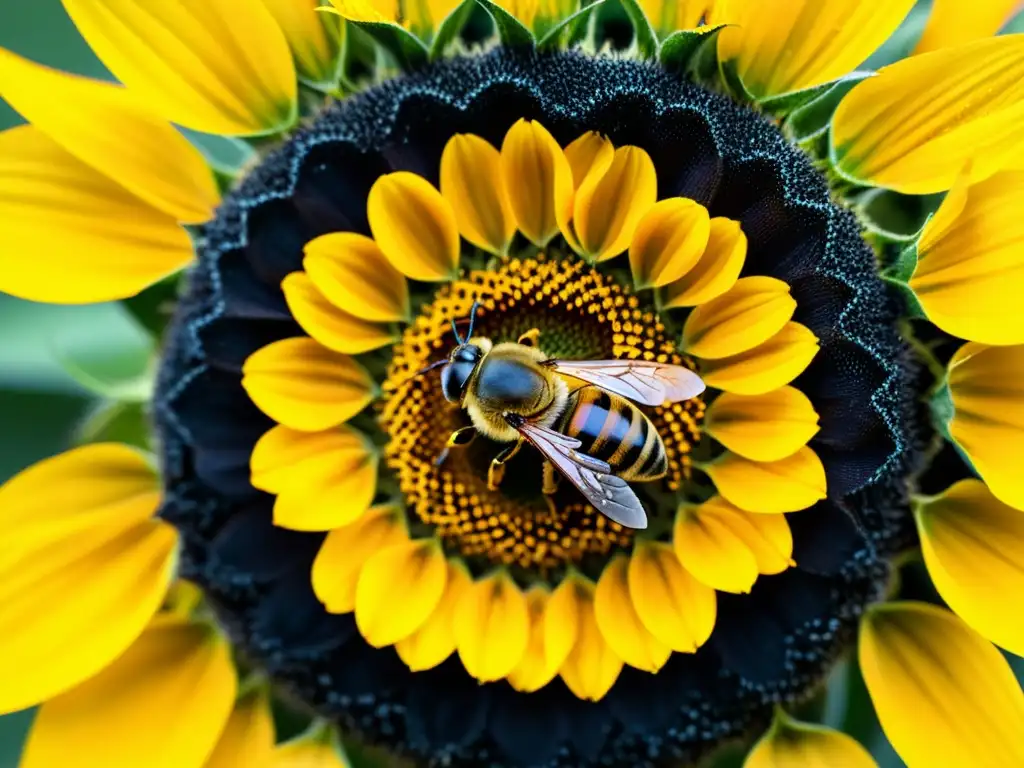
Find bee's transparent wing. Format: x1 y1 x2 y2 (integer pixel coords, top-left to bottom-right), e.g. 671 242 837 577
515 421 648 529
545 359 705 406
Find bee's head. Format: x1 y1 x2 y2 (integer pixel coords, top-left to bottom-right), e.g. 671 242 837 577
440 343 483 403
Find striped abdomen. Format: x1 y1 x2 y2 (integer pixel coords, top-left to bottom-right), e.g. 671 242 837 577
557 386 667 481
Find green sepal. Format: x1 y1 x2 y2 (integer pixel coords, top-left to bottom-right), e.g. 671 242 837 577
884 241 920 282
718 57 754 103
122 275 182 339
347 20 430 70
929 382 956 441
74 400 151 450
430 0 477 59
882 275 926 320
537 0 606 51
761 70 872 119
657 25 727 75
617 0 658 59
54 329 154 404
782 71 873 140
858 188 942 246
476 0 535 48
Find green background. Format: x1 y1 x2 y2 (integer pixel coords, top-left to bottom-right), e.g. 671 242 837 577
1 1 1021 766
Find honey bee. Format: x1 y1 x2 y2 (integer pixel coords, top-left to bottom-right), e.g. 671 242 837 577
416 302 705 529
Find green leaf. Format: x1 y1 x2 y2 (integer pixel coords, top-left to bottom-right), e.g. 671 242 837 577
617 0 657 59
657 24 727 74
763 70 873 119
348 20 429 70
75 399 150 450
53 333 154 403
537 0 606 51
476 0 535 48
430 0 477 59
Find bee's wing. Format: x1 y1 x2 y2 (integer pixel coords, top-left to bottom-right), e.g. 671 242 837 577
515 421 648 529
546 359 705 406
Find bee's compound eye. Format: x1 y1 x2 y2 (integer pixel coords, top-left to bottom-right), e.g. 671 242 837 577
441 361 475 403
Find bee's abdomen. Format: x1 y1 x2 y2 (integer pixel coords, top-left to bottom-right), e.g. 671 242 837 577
559 386 667 481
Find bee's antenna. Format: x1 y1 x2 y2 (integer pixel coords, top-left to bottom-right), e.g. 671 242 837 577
450 318 465 345
400 358 448 387
464 300 480 342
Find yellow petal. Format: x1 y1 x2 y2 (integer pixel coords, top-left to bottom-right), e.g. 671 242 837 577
282 272 396 354
593 555 671 672
627 540 716 653
914 0 1019 54
911 170 1024 345
21 620 236 768
251 425 379 531
947 342 1024 511
640 0 710 35
508 586 560 692
661 217 748 307
501 119 574 247
700 322 819 395
569 145 657 262
706 387 820 462
563 131 614 190
273 728 350 768
242 337 376 431
557 576 623 701
716 0 915 99
311 505 407 613
494 0 538 27
395 559 471 672
744 710 876 768
304 232 410 322
707 447 827 514
355 538 448 647
441 133 516 255
629 198 712 289
63 0 298 136
916 479 1024 657
261 0 342 86
672 503 759 593
542 572 586 675
454 570 530 682
692 497 794 576
0 49 218 224
205 688 275 768
0 126 194 304
367 172 460 282
323 0 397 23
859 601 1024 767
683 276 796 359
831 35 1024 194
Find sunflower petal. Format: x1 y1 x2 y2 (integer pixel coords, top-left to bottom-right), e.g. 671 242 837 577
563 131 614 190
947 342 1024 511
627 540 716 652
543 572 586 674
396 559 471 672
0 127 195 305
205 688 275 768
441 133 516 255
261 0 343 86
558 576 622 701
716 0 915 99
700 322 819 395
707 447 827 514
916 479 1024 657
672 503 759 593
20 620 236 768
508 586 560 693
831 35 1024 194
662 217 747 308
0 445 175 715
62 0 297 135
304 232 410 322
859 601 1024 767
914 0 1019 54
242 338 376 431
593 555 671 672
630 197 711 289
683 276 796 359
251 425 379 531
744 711 876 768
367 172 460 282
705 387 820 461
694 497 794 576
502 119 575 247
282 272 397 354
571 145 658 262
640 0 710 36
272 729 350 767
911 170 1024 345
311 505 407 613
454 570 530 682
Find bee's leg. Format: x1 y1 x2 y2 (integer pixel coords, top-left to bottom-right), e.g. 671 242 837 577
435 426 477 467
517 328 541 347
487 439 524 490
542 461 561 495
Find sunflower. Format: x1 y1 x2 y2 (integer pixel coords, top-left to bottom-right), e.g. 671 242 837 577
2 0 1024 766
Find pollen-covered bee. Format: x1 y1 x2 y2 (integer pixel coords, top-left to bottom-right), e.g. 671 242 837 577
416 302 705 529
